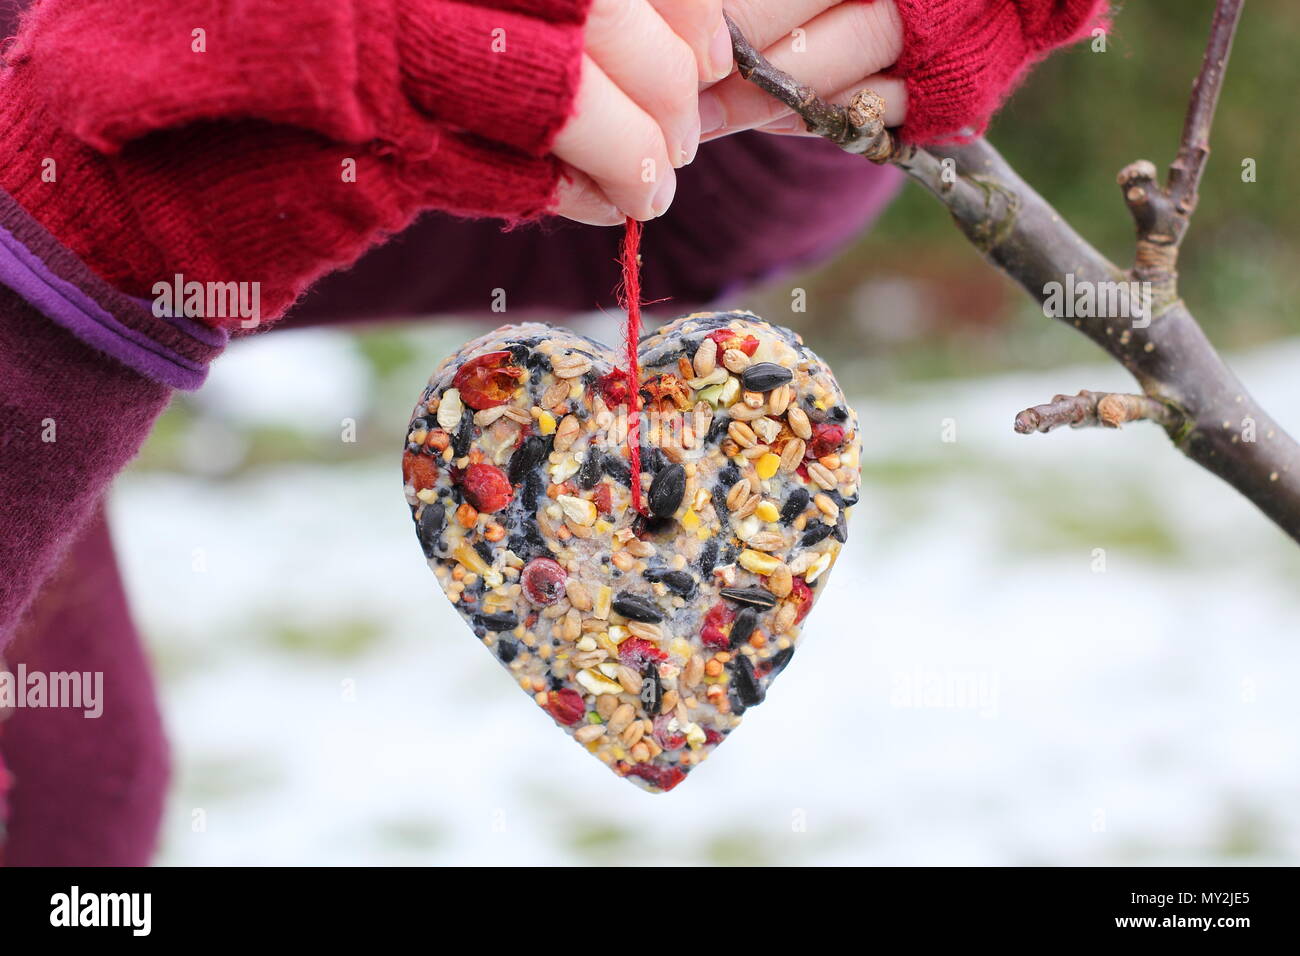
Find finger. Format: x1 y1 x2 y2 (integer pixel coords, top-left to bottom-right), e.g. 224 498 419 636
649 0 731 82
748 76 908 137
553 55 678 221
717 0 837 74
699 0 904 138
585 0 702 166
552 165 626 227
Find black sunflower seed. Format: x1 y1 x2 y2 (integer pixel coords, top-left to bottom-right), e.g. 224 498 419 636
473 539 494 565
740 362 793 392
521 471 544 512
647 463 686 518
720 587 777 609
705 415 729 444
476 611 518 632
655 570 697 599
452 416 474 457
576 453 603 489
612 593 664 623
640 662 662 714
730 654 765 710
801 522 835 547
780 487 810 524
832 512 848 543
603 454 632 487
729 607 759 648
508 435 549 485
496 638 519 663
769 646 794 676
416 502 445 558
697 539 719 576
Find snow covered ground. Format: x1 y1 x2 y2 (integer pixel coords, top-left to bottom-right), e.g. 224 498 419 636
110 326 1300 865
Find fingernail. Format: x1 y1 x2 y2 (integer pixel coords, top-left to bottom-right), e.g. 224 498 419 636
709 20 733 81
761 111 803 132
699 91 726 136
681 116 702 166
651 170 678 218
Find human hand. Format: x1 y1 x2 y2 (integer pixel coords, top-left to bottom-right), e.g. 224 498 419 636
699 0 906 143
551 0 732 226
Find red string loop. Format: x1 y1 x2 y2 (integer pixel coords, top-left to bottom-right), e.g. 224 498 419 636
618 217 647 516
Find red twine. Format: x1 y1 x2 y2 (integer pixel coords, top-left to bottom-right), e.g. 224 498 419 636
617 217 647 516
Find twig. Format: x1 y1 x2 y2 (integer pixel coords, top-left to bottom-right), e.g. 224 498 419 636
725 15 895 161
1014 391 1179 434
729 1 1300 543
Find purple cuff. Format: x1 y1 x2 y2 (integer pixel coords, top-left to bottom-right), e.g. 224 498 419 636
0 189 225 390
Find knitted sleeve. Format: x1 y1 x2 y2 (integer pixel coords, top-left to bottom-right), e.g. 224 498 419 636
890 0 1108 144
9 0 590 158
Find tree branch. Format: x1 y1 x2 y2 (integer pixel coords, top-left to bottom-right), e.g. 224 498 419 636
726 3 1300 544
1014 391 1180 434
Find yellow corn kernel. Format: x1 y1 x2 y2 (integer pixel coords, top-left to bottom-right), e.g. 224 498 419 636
755 453 781 480
755 501 780 523
594 520 612 535
535 410 557 435
576 668 624 696
594 585 613 620
453 542 490 576
680 509 700 531
739 549 780 575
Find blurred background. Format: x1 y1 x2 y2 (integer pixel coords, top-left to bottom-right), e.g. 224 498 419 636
111 0 1300 865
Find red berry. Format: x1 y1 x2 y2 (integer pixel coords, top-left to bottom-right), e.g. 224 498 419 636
703 728 725 745
544 688 585 726
700 602 736 649
652 714 686 750
461 462 512 513
402 450 438 492
701 626 729 650
707 330 759 357
807 423 845 460
596 369 632 409
452 351 525 410
626 763 687 792
788 577 814 624
522 558 567 606
619 638 668 668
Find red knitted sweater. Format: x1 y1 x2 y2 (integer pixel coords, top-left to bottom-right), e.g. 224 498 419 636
0 0 1106 326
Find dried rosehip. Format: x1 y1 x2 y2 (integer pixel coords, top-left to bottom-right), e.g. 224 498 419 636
460 462 513 513
402 450 438 492
788 577 814 624
653 714 686 750
452 351 525 410
707 330 759 357
641 373 691 411
807 423 845 460
626 762 686 792
544 688 585 726
597 369 631 408
521 557 567 606
619 638 668 668
593 482 614 516
700 601 736 649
